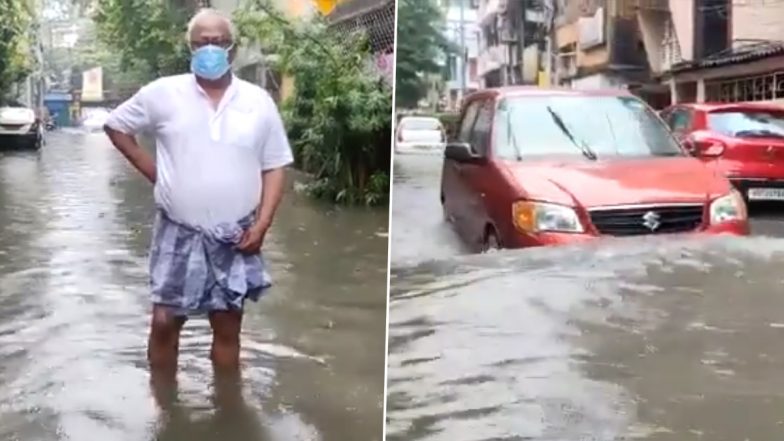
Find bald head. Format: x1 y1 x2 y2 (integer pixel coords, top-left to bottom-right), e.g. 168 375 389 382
186 8 237 50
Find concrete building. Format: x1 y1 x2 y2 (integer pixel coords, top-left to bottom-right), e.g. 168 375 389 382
657 0 784 106
477 0 549 88
553 0 659 103
547 0 784 108
439 0 481 110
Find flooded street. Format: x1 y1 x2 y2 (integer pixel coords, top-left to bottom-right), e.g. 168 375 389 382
388 154 784 441
0 130 388 441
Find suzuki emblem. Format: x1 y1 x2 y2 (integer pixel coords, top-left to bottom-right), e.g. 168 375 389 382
642 211 661 231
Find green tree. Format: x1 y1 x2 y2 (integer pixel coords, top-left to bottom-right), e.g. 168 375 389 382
0 0 33 97
92 0 191 81
235 1 391 206
395 0 450 109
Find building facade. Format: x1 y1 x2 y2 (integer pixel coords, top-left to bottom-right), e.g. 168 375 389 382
661 0 784 106
439 0 481 110
477 0 550 88
547 0 784 108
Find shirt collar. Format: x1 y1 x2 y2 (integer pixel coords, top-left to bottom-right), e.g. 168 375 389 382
191 73 239 104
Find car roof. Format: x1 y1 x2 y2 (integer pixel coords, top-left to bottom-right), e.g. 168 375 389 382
463 86 635 103
675 101 784 113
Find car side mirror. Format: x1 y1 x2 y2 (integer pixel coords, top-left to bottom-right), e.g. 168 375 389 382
684 130 726 157
444 142 481 163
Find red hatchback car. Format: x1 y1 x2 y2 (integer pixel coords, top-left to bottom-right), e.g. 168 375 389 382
441 88 749 251
661 102 784 203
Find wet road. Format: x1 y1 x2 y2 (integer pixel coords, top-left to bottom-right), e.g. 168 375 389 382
387 153 784 441
0 130 388 441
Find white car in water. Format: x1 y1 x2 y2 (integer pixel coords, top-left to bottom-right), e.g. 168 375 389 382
0 99 43 150
81 108 111 132
395 116 446 154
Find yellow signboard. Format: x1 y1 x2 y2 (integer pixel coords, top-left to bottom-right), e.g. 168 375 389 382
82 67 104 102
537 71 550 88
313 0 341 15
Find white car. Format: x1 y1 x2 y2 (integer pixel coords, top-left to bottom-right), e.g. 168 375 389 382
81 108 110 132
0 99 42 150
395 116 446 154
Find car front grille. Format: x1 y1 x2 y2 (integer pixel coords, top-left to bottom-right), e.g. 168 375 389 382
589 204 705 236
0 123 26 131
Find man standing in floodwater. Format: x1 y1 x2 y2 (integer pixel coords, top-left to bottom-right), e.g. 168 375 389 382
104 8 293 372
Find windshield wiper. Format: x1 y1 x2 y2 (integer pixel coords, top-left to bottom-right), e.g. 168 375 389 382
546 106 597 160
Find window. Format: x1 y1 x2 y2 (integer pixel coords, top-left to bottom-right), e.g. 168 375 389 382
400 118 442 131
469 101 492 157
708 110 784 139
493 95 684 160
458 101 481 142
669 108 692 133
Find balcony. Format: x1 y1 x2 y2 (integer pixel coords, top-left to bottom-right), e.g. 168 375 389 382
477 44 507 77
633 0 669 11
479 0 507 25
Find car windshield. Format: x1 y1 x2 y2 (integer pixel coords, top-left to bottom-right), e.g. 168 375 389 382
494 95 684 160
707 110 784 139
401 118 441 131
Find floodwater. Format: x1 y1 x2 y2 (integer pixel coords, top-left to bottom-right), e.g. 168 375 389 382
387 154 784 441
0 130 388 441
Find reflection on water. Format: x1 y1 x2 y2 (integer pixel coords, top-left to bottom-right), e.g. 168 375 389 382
0 131 388 441
387 235 784 441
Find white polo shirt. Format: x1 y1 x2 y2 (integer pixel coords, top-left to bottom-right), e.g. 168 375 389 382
106 74 294 230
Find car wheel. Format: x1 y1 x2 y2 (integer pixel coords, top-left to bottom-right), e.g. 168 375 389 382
482 229 500 253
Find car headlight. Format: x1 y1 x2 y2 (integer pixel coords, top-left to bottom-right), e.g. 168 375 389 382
709 189 747 224
512 201 584 233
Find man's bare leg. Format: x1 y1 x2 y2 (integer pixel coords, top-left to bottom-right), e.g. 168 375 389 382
148 304 186 372
209 310 243 369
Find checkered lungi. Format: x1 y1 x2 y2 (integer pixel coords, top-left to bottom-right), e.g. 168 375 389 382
148 209 272 317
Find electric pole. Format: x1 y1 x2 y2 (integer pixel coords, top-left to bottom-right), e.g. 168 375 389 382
459 0 467 100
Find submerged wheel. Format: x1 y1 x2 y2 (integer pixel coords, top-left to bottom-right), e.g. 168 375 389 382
482 229 500 253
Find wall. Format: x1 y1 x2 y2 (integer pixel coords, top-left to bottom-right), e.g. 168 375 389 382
731 1 784 42
668 0 694 61
444 2 480 91
636 10 667 73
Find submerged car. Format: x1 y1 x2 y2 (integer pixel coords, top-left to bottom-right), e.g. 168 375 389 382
441 88 749 251
661 102 784 203
0 99 42 150
395 116 446 154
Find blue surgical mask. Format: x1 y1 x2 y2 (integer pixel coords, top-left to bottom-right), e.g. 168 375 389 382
190 44 232 80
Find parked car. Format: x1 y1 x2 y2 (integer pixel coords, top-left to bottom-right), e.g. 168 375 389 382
80 107 111 132
661 102 784 203
0 99 43 150
441 87 749 252
395 116 446 154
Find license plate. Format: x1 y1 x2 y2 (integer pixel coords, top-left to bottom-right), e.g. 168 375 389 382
748 188 784 200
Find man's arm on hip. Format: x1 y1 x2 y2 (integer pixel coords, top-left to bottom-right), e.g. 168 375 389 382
103 83 157 184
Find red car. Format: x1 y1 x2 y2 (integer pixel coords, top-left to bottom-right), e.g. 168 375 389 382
441 87 749 251
661 102 784 203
